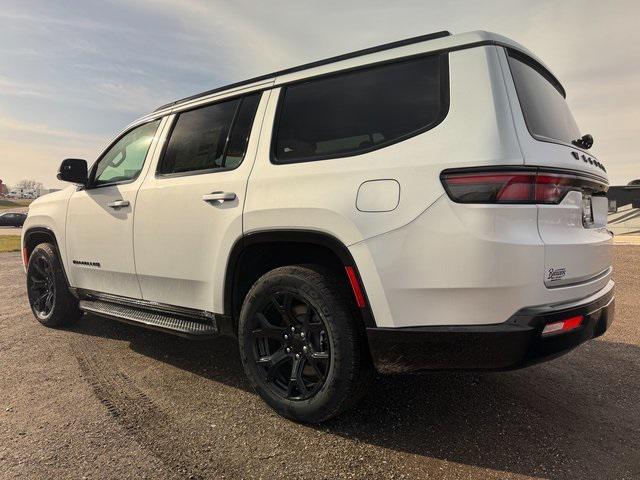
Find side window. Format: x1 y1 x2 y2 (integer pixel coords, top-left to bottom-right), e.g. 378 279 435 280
273 54 447 163
223 93 261 169
158 92 261 175
94 120 161 186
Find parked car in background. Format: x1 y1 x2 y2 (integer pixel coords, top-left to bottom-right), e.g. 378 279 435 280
0 212 27 227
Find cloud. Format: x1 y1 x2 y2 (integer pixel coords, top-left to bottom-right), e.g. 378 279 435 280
0 0 638 186
0 115 104 143
0 115 106 188
0 10 137 35
0 72 160 115
0 75 50 98
123 0 306 76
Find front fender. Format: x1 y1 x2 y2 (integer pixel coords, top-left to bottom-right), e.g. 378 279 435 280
22 187 75 272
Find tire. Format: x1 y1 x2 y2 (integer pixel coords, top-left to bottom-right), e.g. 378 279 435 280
238 265 374 423
26 243 82 328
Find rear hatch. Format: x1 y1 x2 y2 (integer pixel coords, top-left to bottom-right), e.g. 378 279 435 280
505 48 612 289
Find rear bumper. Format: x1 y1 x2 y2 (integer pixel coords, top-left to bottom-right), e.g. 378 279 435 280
366 280 615 374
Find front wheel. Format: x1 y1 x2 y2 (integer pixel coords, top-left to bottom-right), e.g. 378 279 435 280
26 243 82 327
238 265 374 423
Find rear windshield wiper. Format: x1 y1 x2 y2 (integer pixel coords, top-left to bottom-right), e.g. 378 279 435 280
572 133 594 150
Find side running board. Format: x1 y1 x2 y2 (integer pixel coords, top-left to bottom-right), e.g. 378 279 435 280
79 299 218 339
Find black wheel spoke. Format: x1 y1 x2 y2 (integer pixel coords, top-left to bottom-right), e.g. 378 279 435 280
287 357 307 397
306 355 324 378
252 313 286 339
299 303 314 329
252 291 331 401
310 351 329 360
270 294 296 327
258 348 290 381
44 292 54 311
32 261 46 277
34 290 48 308
28 254 56 318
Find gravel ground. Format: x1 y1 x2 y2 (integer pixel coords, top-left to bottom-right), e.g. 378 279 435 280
1 247 639 479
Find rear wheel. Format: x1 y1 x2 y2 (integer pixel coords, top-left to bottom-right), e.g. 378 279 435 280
26 243 81 327
238 265 374 423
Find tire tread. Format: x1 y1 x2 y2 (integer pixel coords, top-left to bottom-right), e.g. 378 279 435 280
28 243 81 328
238 264 374 423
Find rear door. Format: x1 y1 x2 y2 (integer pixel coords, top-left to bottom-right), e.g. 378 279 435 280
500 48 612 289
134 91 266 312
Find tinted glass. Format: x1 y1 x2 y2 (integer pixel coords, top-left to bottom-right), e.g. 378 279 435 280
94 120 161 186
160 97 243 175
223 93 261 169
507 51 580 145
274 54 445 163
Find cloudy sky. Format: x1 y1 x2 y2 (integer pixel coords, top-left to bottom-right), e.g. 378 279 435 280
1 0 638 188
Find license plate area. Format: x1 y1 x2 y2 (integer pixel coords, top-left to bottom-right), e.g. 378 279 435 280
582 193 594 228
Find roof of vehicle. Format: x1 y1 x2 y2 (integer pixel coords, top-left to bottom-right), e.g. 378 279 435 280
146 30 562 119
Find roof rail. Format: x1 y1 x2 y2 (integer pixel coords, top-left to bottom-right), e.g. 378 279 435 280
154 30 451 112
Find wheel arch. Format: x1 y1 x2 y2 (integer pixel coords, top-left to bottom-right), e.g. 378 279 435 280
24 226 59 258
223 230 376 334
23 227 72 287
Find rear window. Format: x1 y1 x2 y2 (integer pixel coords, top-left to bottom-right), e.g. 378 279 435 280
273 54 448 163
507 50 580 146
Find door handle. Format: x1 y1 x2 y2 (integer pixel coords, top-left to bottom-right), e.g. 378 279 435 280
107 200 130 209
202 191 236 204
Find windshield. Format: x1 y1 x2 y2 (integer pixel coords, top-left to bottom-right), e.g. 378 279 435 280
507 50 581 146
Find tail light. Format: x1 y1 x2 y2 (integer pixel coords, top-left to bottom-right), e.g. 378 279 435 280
441 169 605 205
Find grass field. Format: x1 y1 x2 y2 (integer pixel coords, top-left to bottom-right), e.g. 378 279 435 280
0 236 21 253
0 199 32 210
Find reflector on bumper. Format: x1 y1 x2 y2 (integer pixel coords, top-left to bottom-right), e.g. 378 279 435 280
542 315 584 335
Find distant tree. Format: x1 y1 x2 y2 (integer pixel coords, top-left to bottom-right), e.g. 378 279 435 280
628 179 640 186
16 179 44 191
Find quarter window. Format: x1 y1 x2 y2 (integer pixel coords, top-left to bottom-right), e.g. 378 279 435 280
94 120 161 186
273 54 447 163
159 93 261 175
224 93 261 169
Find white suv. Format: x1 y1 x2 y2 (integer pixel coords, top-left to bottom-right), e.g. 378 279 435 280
22 31 614 422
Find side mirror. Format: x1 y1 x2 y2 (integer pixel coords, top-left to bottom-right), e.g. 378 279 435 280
57 158 88 185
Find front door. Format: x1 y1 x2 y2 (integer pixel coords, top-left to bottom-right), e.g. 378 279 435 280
134 91 266 312
65 118 164 297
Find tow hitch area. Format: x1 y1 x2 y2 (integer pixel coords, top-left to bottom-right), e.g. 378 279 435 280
366 282 614 374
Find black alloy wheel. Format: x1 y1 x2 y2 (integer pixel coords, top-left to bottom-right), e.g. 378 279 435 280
250 291 331 401
238 265 375 423
27 253 56 319
26 243 81 327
